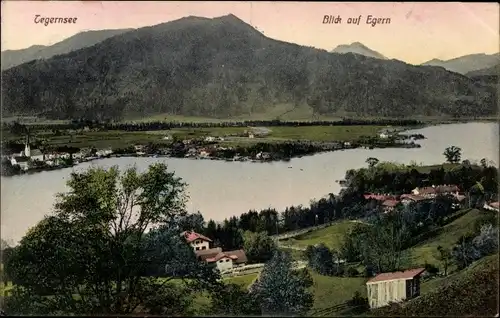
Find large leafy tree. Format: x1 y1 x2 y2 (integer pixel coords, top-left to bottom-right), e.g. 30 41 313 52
242 230 276 263
443 146 462 164
249 250 314 316
305 243 337 276
4 163 221 315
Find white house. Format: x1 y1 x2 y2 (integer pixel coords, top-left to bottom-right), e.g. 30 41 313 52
379 132 389 139
30 149 44 162
181 231 212 251
202 249 248 272
182 231 248 271
10 156 30 171
199 150 210 158
205 136 216 142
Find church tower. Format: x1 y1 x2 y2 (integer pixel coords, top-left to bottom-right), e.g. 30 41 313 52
24 134 31 157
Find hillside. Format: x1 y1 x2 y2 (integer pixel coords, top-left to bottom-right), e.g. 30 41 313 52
466 63 500 77
1 28 133 70
421 53 499 75
370 254 498 317
1 14 497 121
331 42 387 60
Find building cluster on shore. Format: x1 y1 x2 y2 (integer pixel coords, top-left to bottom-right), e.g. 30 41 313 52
2 127 423 176
364 184 499 213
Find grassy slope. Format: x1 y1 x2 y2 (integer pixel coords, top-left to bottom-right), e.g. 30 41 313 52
280 220 365 252
407 208 482 269
276 208 488 316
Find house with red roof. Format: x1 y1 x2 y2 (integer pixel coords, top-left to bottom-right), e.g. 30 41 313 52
381 199 400 213
411 184 460 199
484 201 499 212
181 231 248 272
205 249 248 272
366 268 425 309
400 194 427 205
181 230 212 252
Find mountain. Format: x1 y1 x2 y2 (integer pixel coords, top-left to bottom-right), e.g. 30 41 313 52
465 63 500 77
331 42 387 60
1 29 133 70
421 53 500 75
1 14 497 121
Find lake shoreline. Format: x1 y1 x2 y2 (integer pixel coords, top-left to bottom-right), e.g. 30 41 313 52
1 137 422 177
2 122 497 244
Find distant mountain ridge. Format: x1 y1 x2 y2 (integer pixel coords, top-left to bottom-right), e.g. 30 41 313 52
1 28 134 70
466 63 500 77
1 14 497 121
421 53 500 75
331 42 387 60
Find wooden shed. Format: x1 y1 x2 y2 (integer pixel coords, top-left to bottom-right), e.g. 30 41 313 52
366 268 425 309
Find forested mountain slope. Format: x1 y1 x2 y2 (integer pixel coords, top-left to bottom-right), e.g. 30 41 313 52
1 29 133 70
1 15 497 121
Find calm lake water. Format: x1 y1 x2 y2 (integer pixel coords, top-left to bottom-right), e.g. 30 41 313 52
1 122 498 244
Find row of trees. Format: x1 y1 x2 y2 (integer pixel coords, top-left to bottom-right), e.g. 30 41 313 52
3 118 422 136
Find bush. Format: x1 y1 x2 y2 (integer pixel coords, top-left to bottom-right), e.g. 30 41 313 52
345 266 359 277
424 262 439 275
347 291 369 314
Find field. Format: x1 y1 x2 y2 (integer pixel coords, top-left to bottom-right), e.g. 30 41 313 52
265 125 386 142
3 102 497 126
281 209 484 267
407 208 488 269
2 124 388 150
280 220 362 251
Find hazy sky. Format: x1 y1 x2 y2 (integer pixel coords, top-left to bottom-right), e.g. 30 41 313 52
1 1 498 64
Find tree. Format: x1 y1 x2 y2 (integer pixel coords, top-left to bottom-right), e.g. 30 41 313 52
362 213 411 273
436 245 452 276
209 283 261 316
451 234 480 270
178 211 205 233
366 157 379 168
472 224 498 257
4 163 221 315
480 158 488 168
305 243 336 276
249 250 314 316
443 146 462 164
242 230 276 263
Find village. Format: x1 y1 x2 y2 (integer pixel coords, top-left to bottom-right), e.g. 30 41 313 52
2 127 425 176
362 184 499 213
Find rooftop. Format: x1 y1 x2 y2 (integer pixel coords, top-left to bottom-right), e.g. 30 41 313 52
181 230 213 243
205 249 248 264
366 268 426 284
382 199 400 207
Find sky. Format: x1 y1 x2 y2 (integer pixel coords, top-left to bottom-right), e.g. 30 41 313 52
1 1 498 64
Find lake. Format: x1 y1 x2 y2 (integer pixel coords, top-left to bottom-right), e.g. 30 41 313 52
1 122 498 244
